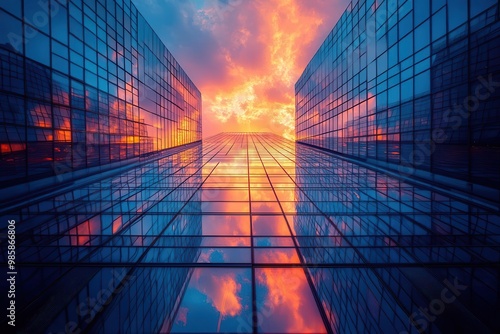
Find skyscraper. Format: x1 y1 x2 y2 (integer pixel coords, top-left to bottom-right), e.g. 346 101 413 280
294 0 500 332
1 0 202 332
0 0 202 190
2 133 499 333
1 0 500 333
295 0 500 202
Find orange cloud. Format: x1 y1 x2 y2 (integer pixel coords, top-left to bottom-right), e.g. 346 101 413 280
252 215 290 236
194 0 323 139
207 274 242 317
200 215 250 248
134 0 350 139
193 269 243 317
256 267 326 333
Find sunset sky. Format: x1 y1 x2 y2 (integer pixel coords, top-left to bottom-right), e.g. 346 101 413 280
133 0 351 139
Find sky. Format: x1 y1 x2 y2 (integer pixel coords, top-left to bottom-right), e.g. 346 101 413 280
133 0 351 139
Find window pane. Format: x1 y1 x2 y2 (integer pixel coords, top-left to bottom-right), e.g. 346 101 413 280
399 33 413 60
0 10 23 53
414 70 430 96
0 1 21 18
414 0 429 25
25 29 50 66
414 20 430 51
51 5 68 43
432 8 446 41
470 0 497 17
24 0 50 34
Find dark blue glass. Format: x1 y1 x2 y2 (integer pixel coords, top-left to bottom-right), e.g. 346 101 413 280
470 0 497 17
0 10 23 53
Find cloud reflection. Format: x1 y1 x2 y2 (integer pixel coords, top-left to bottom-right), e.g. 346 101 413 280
194 269 243 317
256 267 326 333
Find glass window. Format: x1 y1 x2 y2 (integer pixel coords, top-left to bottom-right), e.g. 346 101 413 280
85 59 97 74
51 5 68 44
97 38 107 57
376 35 388 57
414 20 430 51
432 8 446 41
414 70 430 96
414 57 430 74
0 93 25 125
399 12 413 39
432 0 445 12
53 106 70 130
70 16 83 37
71 63 83 80
377 51 388 74
27 100 52 128
0 2 21 18
388 44 398 68
367 62 377 81
52 72 70 105
69 1 82 21
401 79 413 101
85 70 98 88
70 34 83 55
98 77 108 92
399 33 413 60
84 14 97 34
447 1 467 31
388 26 398 46
0 11 23 53
0 11 23 52
401 66 413 81
25 29 50 66
414 0 429 25
24 0 50 34
470 0 497 17
414 46 430 63
52 40 68 58
53 54 69 74
388 84 400 106
85 28 97 49
85 45 97 63
378 90 388 108
70 50 83 67
0 51 24 94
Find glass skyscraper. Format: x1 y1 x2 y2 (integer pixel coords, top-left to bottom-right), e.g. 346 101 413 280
1 133 499 333
293 1 500 332
295 0 500 201
1 0 500 334
0 0 202 189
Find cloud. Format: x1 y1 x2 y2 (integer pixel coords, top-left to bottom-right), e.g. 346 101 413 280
133 0 351 139
133 0 230 86
256 267 327 333
175 307 189 326
193 268 243 317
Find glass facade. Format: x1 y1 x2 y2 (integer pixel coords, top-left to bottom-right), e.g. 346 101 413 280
1 134 499 333
0 0 202 187
294 145 500 334
1 0 500 333
295 0 500 199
